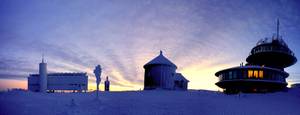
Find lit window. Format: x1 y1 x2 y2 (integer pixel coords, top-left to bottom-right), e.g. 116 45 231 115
259 70 263 78
248 70 253 78
253 70 258 78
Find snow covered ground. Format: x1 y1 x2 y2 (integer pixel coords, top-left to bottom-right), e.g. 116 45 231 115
1 88 300 115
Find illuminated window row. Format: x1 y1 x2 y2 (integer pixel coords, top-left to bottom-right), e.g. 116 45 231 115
251 45 293 56
248 70 263 78
218 69 286 82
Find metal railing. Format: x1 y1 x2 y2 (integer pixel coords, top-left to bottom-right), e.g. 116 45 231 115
249 45 295 56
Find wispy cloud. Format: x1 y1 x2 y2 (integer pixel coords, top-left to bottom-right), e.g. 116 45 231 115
0 0 299 90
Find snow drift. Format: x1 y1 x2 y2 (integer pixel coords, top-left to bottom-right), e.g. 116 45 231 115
1 88 300 115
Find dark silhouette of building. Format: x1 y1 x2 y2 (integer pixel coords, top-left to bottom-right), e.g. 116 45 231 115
215 20 297 93
105 76 110 91
144 51 189 90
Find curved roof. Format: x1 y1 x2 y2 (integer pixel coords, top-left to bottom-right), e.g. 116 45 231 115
144 51 177 68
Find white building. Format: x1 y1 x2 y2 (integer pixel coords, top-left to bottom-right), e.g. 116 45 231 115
39 58 47 92
28 59 88 92
143 51 189 90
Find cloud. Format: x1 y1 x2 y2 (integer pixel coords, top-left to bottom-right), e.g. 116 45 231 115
0 0 299 90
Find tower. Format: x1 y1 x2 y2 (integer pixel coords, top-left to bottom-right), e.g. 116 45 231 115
215 20 297 93
39 55 47 92
246 19 297 69
105 76 110 91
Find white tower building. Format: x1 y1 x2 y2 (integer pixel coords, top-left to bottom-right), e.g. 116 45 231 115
39 56 47 92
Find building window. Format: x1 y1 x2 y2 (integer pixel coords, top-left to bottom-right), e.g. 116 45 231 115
229 71 232 79
237 70 242 79
253 70 258 78
248 70 253 78
259 70 263 78
219 74 223 80
243 70 247 78
233 71 237 79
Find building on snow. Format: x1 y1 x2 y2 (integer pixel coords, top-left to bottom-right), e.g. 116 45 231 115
105 76 110 91
215 20 297 93
28 58 88 93
143 51 189 90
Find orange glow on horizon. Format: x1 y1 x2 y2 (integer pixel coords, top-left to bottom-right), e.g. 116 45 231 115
179 62 236 91
0 79 27 90
88 83 142 91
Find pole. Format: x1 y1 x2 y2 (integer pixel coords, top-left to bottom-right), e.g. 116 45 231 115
277 18 280 38
94 65 102 100
96 84 99 99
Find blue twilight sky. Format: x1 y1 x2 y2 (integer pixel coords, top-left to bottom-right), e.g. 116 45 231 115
0 0 300 91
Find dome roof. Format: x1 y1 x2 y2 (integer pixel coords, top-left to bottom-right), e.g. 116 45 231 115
144 51 177 68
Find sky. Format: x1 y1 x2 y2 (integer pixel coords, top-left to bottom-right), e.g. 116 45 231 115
0 0 300 91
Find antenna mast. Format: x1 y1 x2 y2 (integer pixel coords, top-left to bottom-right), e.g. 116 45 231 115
42 54 44 63
276 19 280 38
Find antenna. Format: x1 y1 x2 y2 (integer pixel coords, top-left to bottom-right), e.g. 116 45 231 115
276 18 280 38
42 54 44 63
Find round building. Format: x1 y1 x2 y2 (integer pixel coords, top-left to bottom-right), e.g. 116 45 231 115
215 20 297 93
144 51 189 90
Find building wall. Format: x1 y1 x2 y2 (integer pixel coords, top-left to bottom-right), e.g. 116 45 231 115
28 74 88 92
173 81 188 90
173 73 188 90
47 75 87 90
144 65 176 90
28 76 39 92
105 80 110 91
39 62 47 92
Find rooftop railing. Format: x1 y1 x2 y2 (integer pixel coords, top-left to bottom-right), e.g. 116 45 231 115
249 45 295 56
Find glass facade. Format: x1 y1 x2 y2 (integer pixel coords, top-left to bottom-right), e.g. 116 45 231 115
250 45 294 56
217 68 286 82
259 71 263 78
248 70 253 78
253 70 258 78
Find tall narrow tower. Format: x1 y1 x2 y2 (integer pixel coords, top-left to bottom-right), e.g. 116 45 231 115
39 55 47 92
105 76 110 91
